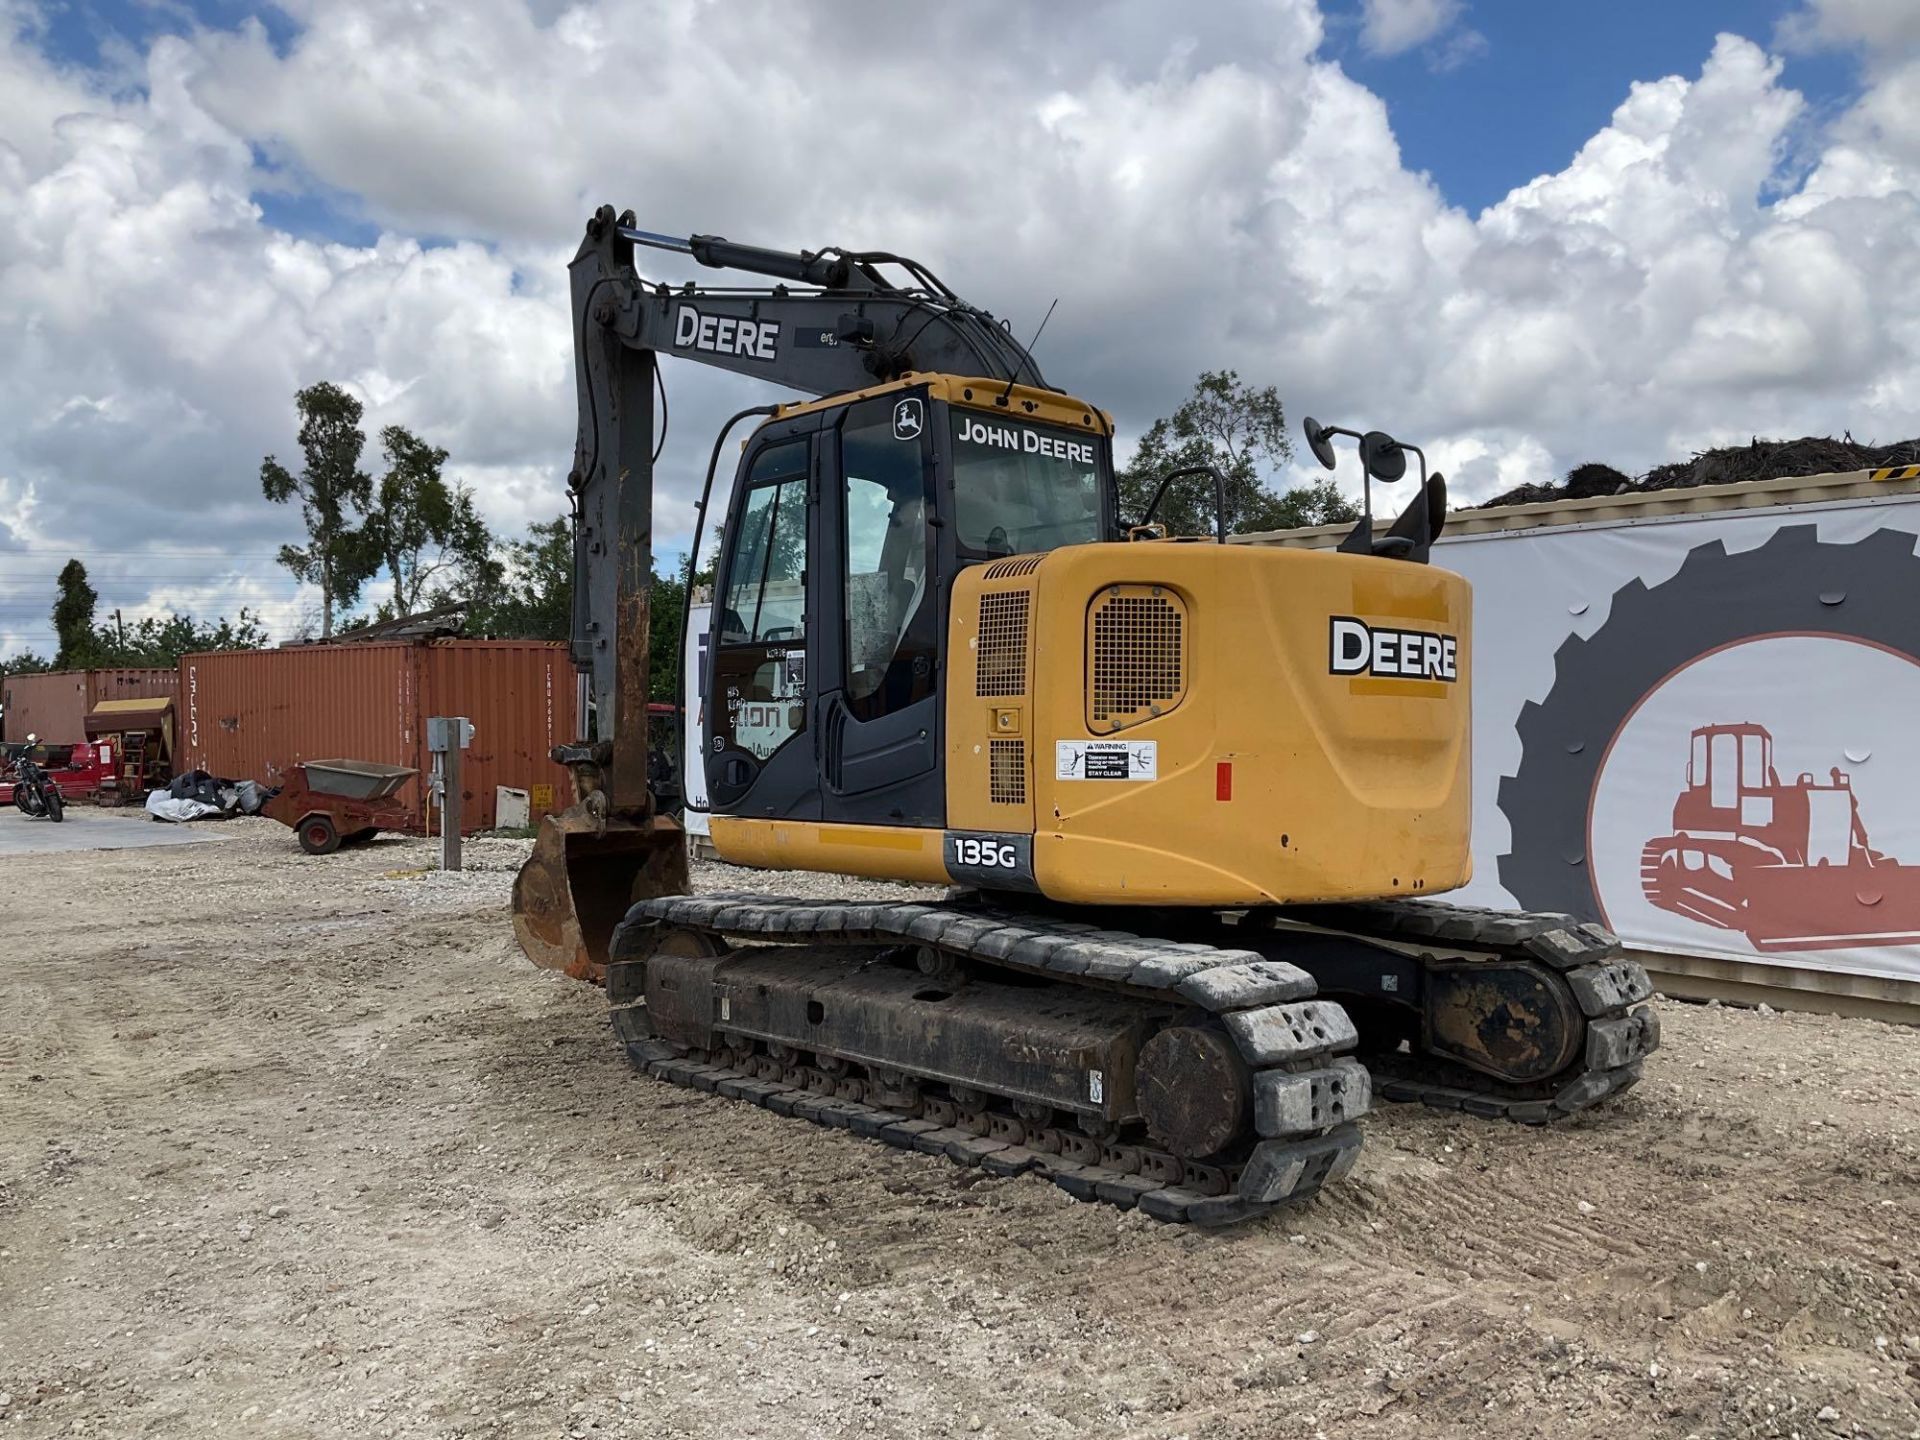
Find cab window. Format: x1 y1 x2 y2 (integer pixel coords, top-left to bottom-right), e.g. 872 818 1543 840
715 440 808 761
842 395 935 721
949 409 1101 556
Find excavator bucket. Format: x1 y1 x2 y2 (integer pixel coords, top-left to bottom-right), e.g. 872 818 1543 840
512 807 690 984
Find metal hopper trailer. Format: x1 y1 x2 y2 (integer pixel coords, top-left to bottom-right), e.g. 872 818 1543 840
263 760 419 855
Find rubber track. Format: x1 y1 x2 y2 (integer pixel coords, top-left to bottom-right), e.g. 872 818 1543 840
1289 898 1662 1123
612 893 1370 1226
620 1036 1362 1227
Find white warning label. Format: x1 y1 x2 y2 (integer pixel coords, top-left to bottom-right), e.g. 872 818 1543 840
1055 739 1158 781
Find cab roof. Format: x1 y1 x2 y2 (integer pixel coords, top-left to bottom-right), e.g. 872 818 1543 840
768 373 1111 435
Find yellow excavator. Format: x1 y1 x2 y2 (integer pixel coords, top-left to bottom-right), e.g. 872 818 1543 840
511 206 1659 1225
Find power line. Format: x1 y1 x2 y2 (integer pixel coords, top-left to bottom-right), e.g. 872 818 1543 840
0 576 297 583
0 561 296 568
0 548 292 557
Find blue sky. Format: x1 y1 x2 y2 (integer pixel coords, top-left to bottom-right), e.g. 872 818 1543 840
36 0 297 68
1327 1 1859 213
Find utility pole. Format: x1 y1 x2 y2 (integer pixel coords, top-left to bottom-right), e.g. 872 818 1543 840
442 737 463 872
428 716 473 871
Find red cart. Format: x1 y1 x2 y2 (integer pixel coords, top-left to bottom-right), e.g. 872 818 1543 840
263 760 419 855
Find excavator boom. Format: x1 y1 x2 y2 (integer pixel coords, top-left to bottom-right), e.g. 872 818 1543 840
515 205 1051 979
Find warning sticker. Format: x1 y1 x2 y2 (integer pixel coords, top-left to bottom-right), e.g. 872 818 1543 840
1055 740 1158 781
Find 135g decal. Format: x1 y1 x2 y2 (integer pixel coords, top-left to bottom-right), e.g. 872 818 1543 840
952 835 1018 869
943 831 1040 891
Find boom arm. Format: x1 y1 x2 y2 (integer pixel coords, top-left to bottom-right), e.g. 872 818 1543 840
565 203 1046 814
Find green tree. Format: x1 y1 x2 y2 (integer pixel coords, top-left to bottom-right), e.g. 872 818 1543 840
360 426 497 616
470 516 573 641
649 569 686 703
1117 370 1360 537
52 559 99 669
1262 476 1364 531
94 610 270 667
2 651 55 680
442 494 503 609
469 513 686 701
261 381 376 641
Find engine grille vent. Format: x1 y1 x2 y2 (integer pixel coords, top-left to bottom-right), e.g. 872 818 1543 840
989 739 1027 805
1089 588 1186 732
983 554 1045 580
976 591 1030 698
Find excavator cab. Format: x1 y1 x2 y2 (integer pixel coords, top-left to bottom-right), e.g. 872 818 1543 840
704 377 1114 831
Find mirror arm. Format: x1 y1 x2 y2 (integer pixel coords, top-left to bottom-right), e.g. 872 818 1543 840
1399 442 1428 488
1141 464 1232 543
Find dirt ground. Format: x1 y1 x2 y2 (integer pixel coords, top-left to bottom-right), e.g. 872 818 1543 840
1 819 1917 1440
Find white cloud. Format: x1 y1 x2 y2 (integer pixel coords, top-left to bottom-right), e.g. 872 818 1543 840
3 3 1920 659
1781 0 1920 61
1359 0 1462 56
1426 26 1489 74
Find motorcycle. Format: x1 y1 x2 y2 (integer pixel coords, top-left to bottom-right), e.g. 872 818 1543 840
11 734 65 823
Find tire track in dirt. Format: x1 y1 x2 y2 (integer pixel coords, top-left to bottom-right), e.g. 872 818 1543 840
2 827 1917 1439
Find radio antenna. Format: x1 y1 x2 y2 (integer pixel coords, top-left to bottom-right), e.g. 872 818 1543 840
999 297 1059 404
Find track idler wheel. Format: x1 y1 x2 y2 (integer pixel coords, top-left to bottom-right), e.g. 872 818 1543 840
1136 1026 1252 1161
607 924 722 1058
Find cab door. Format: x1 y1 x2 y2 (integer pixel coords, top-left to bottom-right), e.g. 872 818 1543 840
813 391 944 828
704 417 823 820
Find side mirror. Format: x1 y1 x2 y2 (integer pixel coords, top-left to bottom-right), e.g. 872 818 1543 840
1302 416 1338 471
1360 431 1407 483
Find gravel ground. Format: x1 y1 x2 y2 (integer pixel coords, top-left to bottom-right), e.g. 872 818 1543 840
1 818 1917 1439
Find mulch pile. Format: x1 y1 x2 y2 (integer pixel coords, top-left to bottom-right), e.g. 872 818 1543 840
1478 436 1920 509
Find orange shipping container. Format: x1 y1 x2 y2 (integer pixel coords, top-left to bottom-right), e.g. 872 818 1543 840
177 641 578 833
2 668 178 745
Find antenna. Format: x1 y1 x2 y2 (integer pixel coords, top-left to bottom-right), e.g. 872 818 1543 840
999 298 1059 404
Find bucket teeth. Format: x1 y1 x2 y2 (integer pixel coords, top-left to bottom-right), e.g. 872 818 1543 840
509 811 689 983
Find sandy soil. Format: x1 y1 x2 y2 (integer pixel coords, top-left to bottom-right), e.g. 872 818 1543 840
1 818 1917 1440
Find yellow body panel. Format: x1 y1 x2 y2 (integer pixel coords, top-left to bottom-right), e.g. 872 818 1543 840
709 816 952 885
949 542 1472 905
712 541 1472 904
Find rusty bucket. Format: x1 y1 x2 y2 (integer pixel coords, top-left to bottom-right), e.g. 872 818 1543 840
511 807 689 984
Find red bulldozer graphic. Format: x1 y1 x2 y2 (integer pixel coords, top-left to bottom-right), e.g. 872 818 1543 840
1640 722 1920 952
